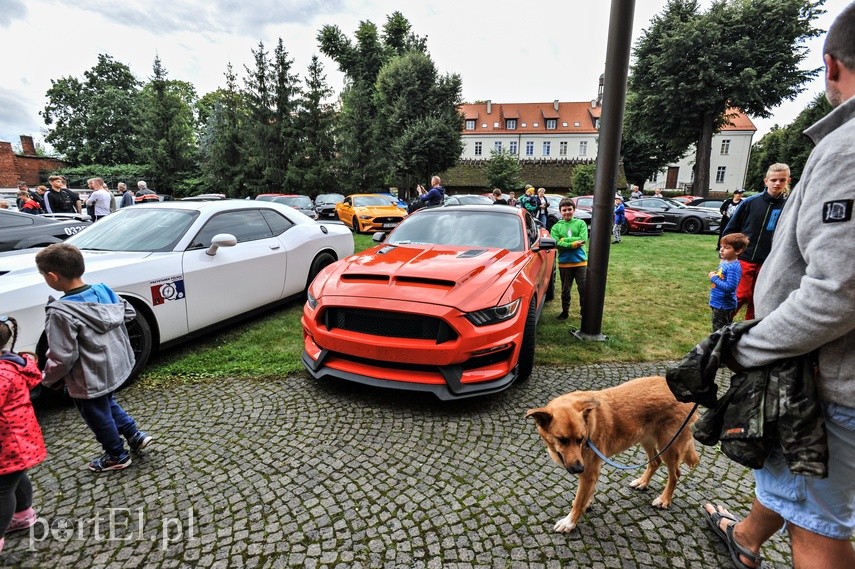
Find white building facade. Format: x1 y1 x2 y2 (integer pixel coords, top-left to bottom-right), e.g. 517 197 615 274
459 97 756 194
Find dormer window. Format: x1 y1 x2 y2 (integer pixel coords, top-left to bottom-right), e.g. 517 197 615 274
545 119 557 130
506 119 517 130
465 119 475 130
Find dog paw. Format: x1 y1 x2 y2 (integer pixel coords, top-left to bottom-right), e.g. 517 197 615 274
629 477 649 490
553 515 577 533
652 496 671 509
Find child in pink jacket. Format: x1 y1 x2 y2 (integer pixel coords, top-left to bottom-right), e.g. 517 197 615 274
0 316 46 552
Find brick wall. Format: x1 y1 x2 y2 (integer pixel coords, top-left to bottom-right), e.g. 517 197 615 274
0 137 68 187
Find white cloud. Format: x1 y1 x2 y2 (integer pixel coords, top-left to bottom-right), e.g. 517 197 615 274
0 0 849 148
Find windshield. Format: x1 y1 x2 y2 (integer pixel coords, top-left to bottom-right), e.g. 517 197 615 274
67 208 199 252
388 210 524 251
316 194 344 204
455 195 492 205
275 196 313 208
354 196 391 207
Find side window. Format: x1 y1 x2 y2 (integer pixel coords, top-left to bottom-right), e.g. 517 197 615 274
2 215 35 228
524 211 539 246
189 210 274 249
261 209 295 236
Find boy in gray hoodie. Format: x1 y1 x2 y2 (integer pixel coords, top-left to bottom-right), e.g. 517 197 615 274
36 243 153 472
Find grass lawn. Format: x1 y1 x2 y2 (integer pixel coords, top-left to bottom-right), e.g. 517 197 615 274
139 231 722 386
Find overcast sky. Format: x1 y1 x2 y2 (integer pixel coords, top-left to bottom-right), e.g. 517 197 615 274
0 0 848 151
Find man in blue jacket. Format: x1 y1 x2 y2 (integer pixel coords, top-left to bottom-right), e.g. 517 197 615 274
722 163 789 319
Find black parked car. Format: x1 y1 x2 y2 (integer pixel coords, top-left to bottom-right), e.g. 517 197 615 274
0 209 91 252
625 197 722 234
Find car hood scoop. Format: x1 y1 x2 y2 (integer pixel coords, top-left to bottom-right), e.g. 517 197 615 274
321 244 522 306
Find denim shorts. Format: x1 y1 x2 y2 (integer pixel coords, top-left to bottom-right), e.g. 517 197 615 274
754 402 855 539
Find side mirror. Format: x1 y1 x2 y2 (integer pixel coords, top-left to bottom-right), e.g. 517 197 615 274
206 233 237 256
533 236 557 251
372 232 387 243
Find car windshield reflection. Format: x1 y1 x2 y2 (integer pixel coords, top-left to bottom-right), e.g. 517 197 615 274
274 196 313 208
67 208 199 252
388 210 524 251
353 196 391 207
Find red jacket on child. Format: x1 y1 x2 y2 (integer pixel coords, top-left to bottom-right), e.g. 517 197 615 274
0 353 47 475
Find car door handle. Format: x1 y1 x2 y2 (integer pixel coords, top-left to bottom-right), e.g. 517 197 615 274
269 244 281 250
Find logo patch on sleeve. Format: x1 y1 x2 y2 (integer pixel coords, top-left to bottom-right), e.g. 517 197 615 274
822 200 852 223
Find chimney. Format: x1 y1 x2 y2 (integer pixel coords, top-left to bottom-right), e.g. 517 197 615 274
554 100 559 111
486 100 492 114
20 135 36 155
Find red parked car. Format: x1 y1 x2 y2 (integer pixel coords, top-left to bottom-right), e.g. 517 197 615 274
570 195 664 235
302 204 557 400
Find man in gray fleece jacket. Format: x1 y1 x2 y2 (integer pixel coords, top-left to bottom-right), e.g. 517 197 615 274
37 243 153 473
704 4 855 569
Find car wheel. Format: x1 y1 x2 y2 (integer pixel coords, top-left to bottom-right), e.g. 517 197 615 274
516 297 537 383
621 221 629 235
121 309 153 389
682 217 703 234
306 251 336 294
352 216 362 234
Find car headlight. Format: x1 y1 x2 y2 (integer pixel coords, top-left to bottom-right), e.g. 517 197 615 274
306 290 319 310
359 214 373 220
465 298 521 326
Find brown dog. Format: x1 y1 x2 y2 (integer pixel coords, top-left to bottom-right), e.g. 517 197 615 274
526 375 699 533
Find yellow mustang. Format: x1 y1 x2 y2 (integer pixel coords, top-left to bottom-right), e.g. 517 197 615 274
336 194 406 234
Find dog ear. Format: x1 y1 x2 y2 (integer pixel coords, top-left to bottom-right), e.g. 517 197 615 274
525 408 552 429
579 398 600 421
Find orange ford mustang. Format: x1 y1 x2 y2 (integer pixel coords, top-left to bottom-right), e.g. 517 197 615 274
302 205 557 400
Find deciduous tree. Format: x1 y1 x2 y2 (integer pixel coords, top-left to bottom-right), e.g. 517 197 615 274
627 0 822 196
42 54 142 165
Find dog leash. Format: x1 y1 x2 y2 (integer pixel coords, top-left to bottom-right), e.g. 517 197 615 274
586 403 699 470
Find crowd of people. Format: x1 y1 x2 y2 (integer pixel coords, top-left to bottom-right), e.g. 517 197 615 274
8 178 156 221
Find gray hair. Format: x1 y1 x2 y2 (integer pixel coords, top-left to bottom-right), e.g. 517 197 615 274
825 2 855 70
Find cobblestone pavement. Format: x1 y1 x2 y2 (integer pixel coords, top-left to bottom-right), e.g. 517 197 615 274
3 363 794 568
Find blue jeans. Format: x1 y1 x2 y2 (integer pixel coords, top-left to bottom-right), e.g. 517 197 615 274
73 393 137 457
754 402 855 539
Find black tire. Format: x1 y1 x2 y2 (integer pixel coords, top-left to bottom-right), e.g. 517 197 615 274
620 221 629 235
516 297 537 382
306 251 336 294
682 217 703 234
121 309 153 389
352 216 363 234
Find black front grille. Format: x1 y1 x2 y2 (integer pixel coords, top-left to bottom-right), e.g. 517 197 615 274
373 216 401 223
323 308 458 343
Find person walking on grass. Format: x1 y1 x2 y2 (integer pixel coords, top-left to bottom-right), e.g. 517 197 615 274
36 244 153 473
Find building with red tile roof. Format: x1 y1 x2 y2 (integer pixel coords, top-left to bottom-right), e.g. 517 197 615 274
458 87 756 194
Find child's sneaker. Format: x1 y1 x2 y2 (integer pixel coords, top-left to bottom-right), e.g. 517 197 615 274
88 452 132 472
128 431 153 453
6 507 37 533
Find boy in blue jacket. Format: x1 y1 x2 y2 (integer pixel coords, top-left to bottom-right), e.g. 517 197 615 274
709 233 748 331
36 243 153 472
550 198 588 320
